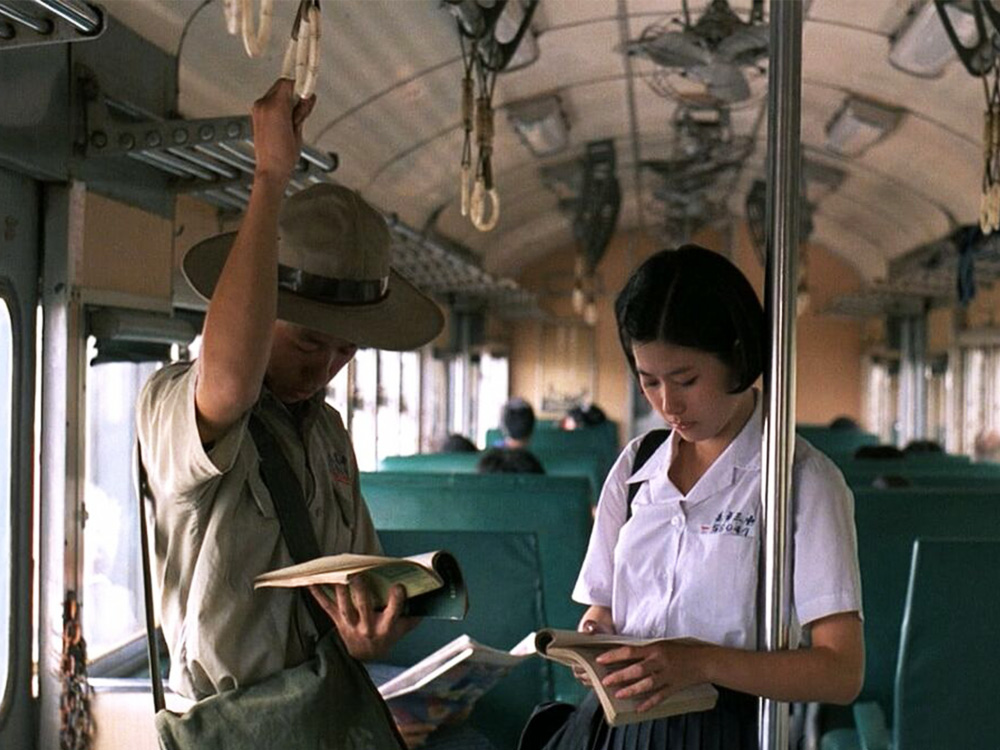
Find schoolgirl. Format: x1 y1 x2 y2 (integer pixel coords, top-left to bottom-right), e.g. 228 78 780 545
540 245 863 750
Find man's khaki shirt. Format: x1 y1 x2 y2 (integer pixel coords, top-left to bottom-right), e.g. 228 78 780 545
136 360 381 700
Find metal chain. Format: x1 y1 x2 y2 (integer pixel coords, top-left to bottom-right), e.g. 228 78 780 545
59 591 94 750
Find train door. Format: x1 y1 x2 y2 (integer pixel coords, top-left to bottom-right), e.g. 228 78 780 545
0 169 40 750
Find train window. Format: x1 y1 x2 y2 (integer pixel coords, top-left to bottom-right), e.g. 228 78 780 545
473 352 508 448
399 351 421 455
0 300 12 705
864 357 898 444
961 348 988 456
82 336 158 658
448 356 470 438
351 349 378 470
376 351 402 464
421 354 448 451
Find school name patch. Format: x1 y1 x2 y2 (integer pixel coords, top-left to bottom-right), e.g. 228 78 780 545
700 510 757 538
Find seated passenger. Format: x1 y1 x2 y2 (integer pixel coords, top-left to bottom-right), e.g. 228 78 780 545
476 447 545 474
438 433 478 453
903 439 943 454
828 415 860 430
854 444 905 460
498 397 536 448
561 403 608 430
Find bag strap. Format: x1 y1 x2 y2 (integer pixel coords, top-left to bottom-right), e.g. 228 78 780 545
136 443 167 713
247 414 332 636
248 414 408 750
625 429 671 521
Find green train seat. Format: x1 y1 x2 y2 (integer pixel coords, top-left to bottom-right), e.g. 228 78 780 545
849 490 1000 720
361 471 594 703
379 530 549 750
379 449 606 498
824 539 1000 750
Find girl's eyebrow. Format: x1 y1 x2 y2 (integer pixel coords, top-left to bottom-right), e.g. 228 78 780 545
637 365 694 377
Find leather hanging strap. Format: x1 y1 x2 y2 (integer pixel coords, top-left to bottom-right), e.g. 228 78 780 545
136 444 166 713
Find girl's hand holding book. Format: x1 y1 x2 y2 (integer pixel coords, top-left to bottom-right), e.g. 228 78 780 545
596 640 709 713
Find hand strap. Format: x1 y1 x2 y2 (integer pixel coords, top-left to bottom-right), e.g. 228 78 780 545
136 443 166 713
247 414 332 636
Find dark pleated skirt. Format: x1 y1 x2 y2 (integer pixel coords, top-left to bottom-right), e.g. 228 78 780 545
540 688 758 750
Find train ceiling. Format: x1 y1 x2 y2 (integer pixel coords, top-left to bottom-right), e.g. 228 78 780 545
52 1 991 286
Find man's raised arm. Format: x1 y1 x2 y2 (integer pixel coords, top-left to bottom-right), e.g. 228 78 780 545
195 80 315 443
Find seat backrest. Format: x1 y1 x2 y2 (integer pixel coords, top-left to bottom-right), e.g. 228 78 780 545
852 490 1000 716
486 422 619 463
362 471 593 704
795 425 879 455
362 472 592 630
379 529 549 750
894 539 1000 750
380 450 608 496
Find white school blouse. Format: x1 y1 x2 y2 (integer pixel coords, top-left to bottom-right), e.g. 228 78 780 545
572 396 863 647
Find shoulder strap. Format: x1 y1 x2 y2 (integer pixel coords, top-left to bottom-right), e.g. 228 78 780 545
625 429 671 521
247 414 332 636
136 443 166 713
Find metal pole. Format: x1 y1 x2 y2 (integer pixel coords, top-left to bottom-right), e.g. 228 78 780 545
760 2 803 750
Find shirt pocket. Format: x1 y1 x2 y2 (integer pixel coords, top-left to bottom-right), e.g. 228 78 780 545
686 531 759 642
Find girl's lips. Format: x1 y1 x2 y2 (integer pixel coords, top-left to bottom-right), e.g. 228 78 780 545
671 421 696 431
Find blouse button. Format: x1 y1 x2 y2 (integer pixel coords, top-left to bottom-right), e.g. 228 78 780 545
671 516 682 527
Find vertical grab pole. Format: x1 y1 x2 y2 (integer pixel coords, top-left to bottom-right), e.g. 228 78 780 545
760 2 803 750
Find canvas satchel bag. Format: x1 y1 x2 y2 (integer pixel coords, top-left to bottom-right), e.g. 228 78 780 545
137 416 405 750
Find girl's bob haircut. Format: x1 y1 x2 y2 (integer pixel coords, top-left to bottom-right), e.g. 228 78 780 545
615 244 764 393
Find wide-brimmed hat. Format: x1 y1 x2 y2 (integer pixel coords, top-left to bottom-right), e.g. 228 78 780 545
182 183 444 351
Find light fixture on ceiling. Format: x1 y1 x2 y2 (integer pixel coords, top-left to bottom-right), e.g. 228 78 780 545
494 0 538 71
825 96 902 157
507 95 570 157
889 0 978 77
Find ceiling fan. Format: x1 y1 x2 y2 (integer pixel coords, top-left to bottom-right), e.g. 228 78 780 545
624 0 768 106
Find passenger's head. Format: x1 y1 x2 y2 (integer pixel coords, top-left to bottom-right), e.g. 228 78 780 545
829 415 860 430
501 398 536 445
476 447 545 474
854 444 905 460
439 433 478 453
903 439 943 454
615 245 764 442
183 184 444 403
564 404 607 430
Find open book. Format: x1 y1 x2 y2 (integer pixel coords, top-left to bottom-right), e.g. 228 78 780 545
373 633 536 733
253 551 468 620
534 629 719 727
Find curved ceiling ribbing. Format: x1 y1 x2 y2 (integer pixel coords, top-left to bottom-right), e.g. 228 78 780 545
102 0 989 285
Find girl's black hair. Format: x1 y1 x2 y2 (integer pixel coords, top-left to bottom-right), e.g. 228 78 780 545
615 244 764 393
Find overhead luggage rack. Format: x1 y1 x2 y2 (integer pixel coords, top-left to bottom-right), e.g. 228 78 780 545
81 83 536 317
827 227 1000 318
83 90 339 212
0 0 105 49
389 217 541 319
